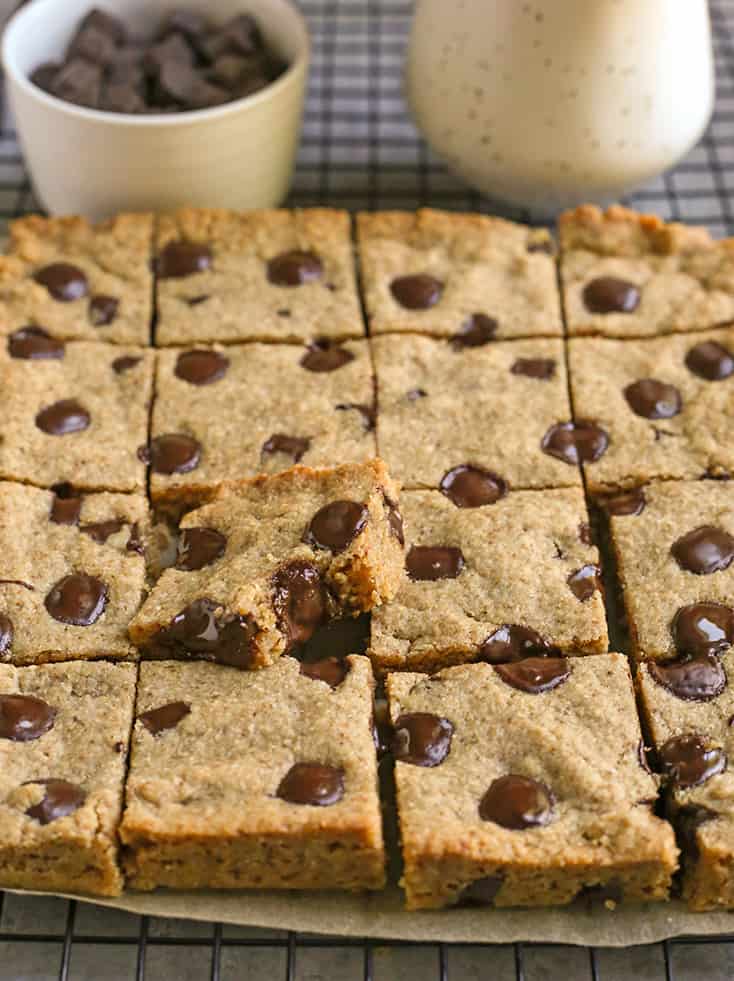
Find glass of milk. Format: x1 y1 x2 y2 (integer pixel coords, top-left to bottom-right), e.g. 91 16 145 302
406 0 714 215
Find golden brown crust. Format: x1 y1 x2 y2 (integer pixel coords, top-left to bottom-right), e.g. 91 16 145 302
559 204 720 257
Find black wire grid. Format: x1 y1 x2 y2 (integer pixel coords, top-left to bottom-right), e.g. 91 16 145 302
3 1 734 979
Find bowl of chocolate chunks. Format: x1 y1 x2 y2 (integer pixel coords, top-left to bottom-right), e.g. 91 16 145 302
3 0 310 217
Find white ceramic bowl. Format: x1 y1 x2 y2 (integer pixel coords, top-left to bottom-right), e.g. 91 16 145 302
2 0 310 219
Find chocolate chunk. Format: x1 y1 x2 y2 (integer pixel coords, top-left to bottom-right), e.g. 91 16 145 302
80 519 125 544
218 14 262 57
208 53 251 88
267 251 323 287
33 263 88 302
672 603 734 659
649 650 727 701
51 58 103 108
384 496 404 546
155 598 257 668
8 326 64 359
582 277 640 314
480 624 557 663
0 694 56 741
495 656 570 693
676 804 718 860
0 614 13 655
25 779 86 825
671 525 734 575
335 402 376 431
439 464 507 508
292 613 370 663
50 483 81 525
276 762 344 806
567 564 601 601
300 339 355 372
101 81 147 114
67 23 118 67
78 8 126 44
605 487 646 516
158 11 208 45
300 657 348 688
406 546 464 581
391 713 453 766
390 274 443 310
44 574 108 626
479 774 555 829
143 33 194 79
157 241 213 278
685 340 734 381
659 734 727 788
624 379 682 419
139 700 191 735
89 295 119 326
30 62 60 93
541 420 609 465
304 501 368 552
272 561 328 652
451 313 497 348
261 434 310 463
176 528 226 571
511 358 556 380
112 355 141 374
183 74 231 111
35 399 90 436
456 876 504 907
140 434 201 474
175 349 229 385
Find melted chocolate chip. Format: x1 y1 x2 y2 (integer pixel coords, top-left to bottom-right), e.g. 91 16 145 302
112 355 141 374
671 525 734 575
158 241 213 278
390 273 443 310
391 713 453 766
638 739 653 774
140 434 201 474
267 250 323 286
605 487 646 516
176 528 226 571
304 501 368 552
685 340 734 381
541 421 609 465
456 876 504 907
511 358 556 380
174 349 229 385
676 804 718 860
624 379 682 419
139 700 191 735
450 313 497 348
25 779 86 825
0 614 12 655
479 774 555 829
567 564 601 601
300 656 348 688
155 598 257 668
50 483 81 525
649 651 727 701
272 561 328 652
292 613 370 663
44 574 108 626
0 694 56 741
33 263 89 302
582 277 640 314
659 734 727 788
494 656 570 693
127 523 144 555
439 465 507 508
575 881 624 907
300 339 355 372
35 399 90 436
480 624 557 663
384 496 404 546
335 402 376 431
8 326 64 359
262 433 310 462
276 762 344 805
672 603 734 659
406 545 465 581
80 519 125 544
89 295 119 326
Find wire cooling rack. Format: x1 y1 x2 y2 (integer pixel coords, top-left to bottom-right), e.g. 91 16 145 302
3 2 734 979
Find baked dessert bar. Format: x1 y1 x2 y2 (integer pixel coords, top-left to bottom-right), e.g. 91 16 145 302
370 488 607 673
0 213 153 346
372 334 581 491
155 208 365 346
357 209 562 340
387 655 678 909
129 460 404 670
560 204 734 338
0 661 136 896
637 651 734 910
121 656 385 890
